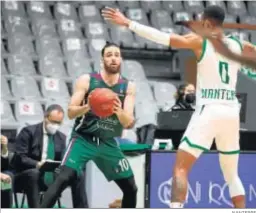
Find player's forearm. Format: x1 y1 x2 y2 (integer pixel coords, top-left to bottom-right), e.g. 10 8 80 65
68 105 90 120
128 21 171 46
234 54 256 70
116 110 135 129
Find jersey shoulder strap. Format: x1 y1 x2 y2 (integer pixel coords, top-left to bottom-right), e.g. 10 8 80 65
226 35 243 52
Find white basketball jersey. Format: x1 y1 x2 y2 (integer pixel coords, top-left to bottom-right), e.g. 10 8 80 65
196 36 243 106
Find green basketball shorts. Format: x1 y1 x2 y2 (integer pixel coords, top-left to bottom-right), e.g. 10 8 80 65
61 133 134 181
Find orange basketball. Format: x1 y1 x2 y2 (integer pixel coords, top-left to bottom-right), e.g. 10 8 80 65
89 88 117 118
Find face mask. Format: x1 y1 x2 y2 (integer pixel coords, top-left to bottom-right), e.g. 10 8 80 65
46 123 60 135
185 93 196 104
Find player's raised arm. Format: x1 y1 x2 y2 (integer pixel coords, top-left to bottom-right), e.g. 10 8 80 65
101 7 200 50
68 74 91 120
113 82 136 129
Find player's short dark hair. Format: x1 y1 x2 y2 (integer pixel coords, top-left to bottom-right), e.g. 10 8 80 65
101 42 120 57
203 5 225 26
44 104 64 117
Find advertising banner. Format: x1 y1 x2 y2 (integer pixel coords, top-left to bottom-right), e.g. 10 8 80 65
149 152 256 208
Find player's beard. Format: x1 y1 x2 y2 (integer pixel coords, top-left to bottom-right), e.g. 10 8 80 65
104 63 121 74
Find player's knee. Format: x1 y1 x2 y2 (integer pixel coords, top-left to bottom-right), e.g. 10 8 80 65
173 167 188 178
126 182 138 196
56 166 77 185
120 177 138 196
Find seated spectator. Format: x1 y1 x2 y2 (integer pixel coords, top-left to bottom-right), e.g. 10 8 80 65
1 135 13 208
171 83 195 110
13 104 88 208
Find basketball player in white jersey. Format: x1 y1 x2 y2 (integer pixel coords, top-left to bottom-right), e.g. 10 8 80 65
102 5 256 208
188 23 256 70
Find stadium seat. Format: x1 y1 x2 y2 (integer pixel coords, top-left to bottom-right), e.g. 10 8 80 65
84 21 109 39
67 55 92 78
1 77 13 100
145 38 168 50
2 41 7 55
8 34 35 56
57 19 83 38
118 1 140 10
240 16 256 33
184 1 204 14
78 4 102 24
162 1 184 13
14 101 44 124
152 81 177 110
8 54 37 76
39 56 67 77
54 2 78 21
173 11 192 23
2 1 26 18
109 26 136 48
135 100 158 128
1 59 8 75
227 1 247 18
5 15 31 36
150 10 173 30
126 8 149 25
250 32 256 44
1 100 17 127
141 0 162 13
27 1 53 20
248 1 256 17
95 1 118 9
225 14 237 23
62 38 88 59
122 60 147 81
32 19 58 38
135 81 154 103
224 14 237 33
40 77 70 100
88 38 106 59
205 1 227 12
36 37 62 57
173 11 192 34
10 76 42 100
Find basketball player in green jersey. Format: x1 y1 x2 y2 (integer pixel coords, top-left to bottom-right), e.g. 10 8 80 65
102 5 256 208
41 43 137 208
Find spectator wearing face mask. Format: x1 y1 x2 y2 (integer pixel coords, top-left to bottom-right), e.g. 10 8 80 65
172 83 196 110
13 104 88 208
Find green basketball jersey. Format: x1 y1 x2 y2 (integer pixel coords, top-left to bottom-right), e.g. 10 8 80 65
73 73 128 139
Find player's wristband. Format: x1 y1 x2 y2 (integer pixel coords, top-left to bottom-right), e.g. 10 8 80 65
129 21 171 46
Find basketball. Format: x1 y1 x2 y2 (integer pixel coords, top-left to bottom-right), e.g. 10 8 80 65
89 88 118 118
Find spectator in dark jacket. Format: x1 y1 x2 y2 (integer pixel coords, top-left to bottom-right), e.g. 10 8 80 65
1 135 13 208
171 83 196 111
13 104 88 208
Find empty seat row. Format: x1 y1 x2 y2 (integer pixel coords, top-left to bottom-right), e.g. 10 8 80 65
1 76 70 101
1 100 73 128
3 1 254 21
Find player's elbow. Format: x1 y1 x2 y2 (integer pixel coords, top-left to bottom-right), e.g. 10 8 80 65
124 118 135 129
67 108 75 120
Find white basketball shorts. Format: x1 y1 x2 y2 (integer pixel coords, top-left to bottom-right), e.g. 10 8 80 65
179 104 240 158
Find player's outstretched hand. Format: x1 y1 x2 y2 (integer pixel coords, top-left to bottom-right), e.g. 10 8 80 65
102 7 130 27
